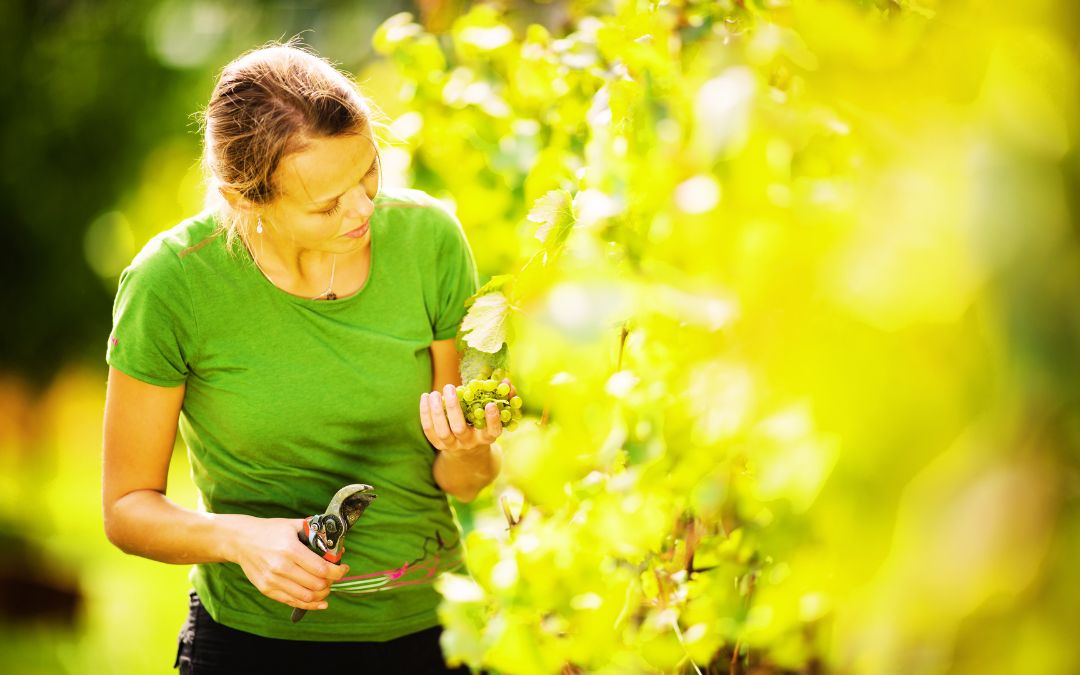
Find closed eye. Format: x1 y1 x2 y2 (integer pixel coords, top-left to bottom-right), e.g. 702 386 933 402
319 161 379 217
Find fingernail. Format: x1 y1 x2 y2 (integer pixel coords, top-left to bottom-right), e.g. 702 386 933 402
318 602 328 610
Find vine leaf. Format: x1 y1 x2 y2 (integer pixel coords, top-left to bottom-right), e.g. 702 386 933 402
528 189 576 264
460 291 510 353
465 274 514 309
458 276 514 380
460 344 509 382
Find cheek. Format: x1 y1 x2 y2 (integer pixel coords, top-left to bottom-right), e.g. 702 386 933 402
289 213 342 241
316 215 344 236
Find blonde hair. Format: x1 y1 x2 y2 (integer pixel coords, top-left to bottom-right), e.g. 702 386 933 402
200 40 377 249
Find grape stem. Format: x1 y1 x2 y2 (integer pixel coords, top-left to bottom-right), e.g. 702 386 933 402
616 321 630 370
500 495 520 529
671 620 704 675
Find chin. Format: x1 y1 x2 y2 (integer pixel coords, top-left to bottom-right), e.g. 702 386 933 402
339 233 370 249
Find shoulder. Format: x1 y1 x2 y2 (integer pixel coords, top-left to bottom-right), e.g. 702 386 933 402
375 188 471 260
375 187 453 214
121 212 221 290
376 188 461 232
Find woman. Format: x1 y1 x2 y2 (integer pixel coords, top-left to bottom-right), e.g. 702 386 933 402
102 42 503 673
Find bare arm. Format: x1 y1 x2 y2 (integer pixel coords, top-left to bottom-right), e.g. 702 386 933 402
102 367 345 610
426 339 503 502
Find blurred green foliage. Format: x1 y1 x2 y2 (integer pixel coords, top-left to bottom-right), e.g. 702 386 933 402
1 0 1079 674
372 1 1080 673
0 0 408 387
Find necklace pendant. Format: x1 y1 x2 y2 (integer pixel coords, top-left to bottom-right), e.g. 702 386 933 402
325 291 337 301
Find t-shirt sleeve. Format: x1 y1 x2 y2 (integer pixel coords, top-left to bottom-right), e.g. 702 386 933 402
106 238 198 387
432 207 479 341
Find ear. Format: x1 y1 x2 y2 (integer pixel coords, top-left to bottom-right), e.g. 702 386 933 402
218 185 258 215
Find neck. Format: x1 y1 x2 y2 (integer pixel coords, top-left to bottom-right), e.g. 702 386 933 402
263 240 336 283
250 232 340 299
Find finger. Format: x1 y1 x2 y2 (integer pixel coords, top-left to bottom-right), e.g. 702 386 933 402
292 542 349 581
419 393 442 447
428 391 455 445
280 554 336 595
266 589 328 611
331 561 349 581
268 578 331 610
502 378 516 398
443 384 469 436
419 393 433 432
485 401 503 438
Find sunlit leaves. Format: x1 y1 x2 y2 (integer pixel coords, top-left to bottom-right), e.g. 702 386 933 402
459 344 508 383
460 292 510 353
694 66 759 158
371 0 1080 671
372 13 445 88
452 5 516 57
528 189 576 264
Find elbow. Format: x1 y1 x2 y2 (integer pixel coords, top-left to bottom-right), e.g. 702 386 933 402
102 492 144 554
103 512 124 552
102 503 129 553
449 487 480 503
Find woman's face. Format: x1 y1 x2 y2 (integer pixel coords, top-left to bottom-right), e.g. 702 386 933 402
260 128 380 254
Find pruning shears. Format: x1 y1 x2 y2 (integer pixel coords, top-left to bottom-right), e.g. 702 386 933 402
291 483 377 623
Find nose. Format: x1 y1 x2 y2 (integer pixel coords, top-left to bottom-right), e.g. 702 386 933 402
343 186 375 221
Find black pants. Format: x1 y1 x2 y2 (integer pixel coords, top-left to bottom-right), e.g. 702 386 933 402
175 592 470 674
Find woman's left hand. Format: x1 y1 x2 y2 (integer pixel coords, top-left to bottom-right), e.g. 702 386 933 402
419 381 512 455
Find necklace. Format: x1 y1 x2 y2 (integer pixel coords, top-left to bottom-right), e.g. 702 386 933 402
251 246 338 301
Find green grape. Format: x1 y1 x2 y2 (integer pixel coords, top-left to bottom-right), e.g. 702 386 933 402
456 377 525 428
477 365 493 379
491 368 507 381
506 421 518 432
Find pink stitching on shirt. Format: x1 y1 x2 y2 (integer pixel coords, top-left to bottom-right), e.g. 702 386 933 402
330 529 463 595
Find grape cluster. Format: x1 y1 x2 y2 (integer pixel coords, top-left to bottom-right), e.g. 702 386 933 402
453 372 523 431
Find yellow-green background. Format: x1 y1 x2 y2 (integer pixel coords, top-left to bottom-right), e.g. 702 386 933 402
2 1 1079 674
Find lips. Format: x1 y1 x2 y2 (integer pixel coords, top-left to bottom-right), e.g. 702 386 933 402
344 222 369 239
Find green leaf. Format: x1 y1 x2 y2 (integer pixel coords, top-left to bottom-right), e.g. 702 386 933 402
373 13 422 54
460 344 509 382
528 189 576 262
460 291 510 353
465 274 514 309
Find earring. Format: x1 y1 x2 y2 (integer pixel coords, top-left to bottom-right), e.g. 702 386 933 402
256 216 264 235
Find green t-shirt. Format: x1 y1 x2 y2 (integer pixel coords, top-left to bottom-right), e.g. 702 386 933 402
106 188 478 641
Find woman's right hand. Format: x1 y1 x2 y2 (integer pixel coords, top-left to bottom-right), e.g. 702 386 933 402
229 516 349 611
103 368 347 612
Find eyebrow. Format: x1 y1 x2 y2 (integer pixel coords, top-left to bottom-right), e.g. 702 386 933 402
311 156 378 208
